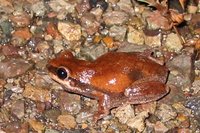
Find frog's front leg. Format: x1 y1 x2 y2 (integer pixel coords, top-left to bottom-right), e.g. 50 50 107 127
124 80 170 104
93 93 111 122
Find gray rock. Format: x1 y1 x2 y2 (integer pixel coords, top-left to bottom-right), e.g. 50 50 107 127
186 96 200 117
79 44 108 60
166 50 195 91
0 58 33 79
117 42 150 53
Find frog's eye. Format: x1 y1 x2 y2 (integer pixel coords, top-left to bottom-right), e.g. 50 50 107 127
56 67 69 79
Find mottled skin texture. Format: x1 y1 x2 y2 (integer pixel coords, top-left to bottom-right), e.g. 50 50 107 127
47 50 170 121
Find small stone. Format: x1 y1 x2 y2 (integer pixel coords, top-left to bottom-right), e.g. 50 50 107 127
154 121 169 132
127 26 145 45
58 91 81 114
11 27 32 46
117 42 150 53
112 104 135 124
28 119 45 132
9 13 30 27
186 96 200 117
0 21 13 36
2 45 19 56
117 0 134 14
58 22 81 41
164 33 183 52
44 108 61 122
126 111 149 132
176 114 190 128
144 32 162 47
135 102 157 114
31 1 47 16
76 0 90 14
146 11 171 30
35 41 50 53
46 23 62 39
109 25 127 41
90 7 103 21
167 51 195 90
0 58 33 79
23 84 51 102
0 0 14 14
57 114 77 129
49 0 75 13
102 36 114 48
80 13 100 35
155 104 177 122
53 40 64 54
80 44 108 60
190 78 200 94
11 99 25 119
103 11 129 25
45 129 60 133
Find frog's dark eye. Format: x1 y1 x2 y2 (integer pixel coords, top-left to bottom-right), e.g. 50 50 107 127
57 67 68 79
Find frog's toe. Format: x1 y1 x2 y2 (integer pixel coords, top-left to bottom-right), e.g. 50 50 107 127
124 81 170 104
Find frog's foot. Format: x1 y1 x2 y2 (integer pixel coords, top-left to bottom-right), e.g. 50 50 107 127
93 94 111 122
124 81 170 104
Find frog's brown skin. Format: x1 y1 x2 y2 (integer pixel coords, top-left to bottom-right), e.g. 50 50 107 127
47 50 170 121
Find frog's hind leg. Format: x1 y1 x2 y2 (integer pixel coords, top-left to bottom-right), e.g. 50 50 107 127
124 81 170 104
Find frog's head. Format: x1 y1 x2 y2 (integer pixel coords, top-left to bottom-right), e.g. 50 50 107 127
47 50 93 93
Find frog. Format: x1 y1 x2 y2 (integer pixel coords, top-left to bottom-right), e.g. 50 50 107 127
47 50 170 121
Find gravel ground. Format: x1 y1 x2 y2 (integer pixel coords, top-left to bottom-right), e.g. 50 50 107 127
0 0 200 132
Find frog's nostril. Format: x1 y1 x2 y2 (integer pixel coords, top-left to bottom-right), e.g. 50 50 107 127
57 68 68 79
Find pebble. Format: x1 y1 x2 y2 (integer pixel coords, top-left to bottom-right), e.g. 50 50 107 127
117 0 134 14
167 51 195 91
31 1 47 16
190 78 200 94
155 104 177 122
58 22 81 41
9 13 30 27
11 99 25 119
186 96 200 117
76 0 90 14
48 0 76 13
127 26 145 45
164 33 183 52
2 45 19 56
23 83 51 103
103 11 129 25
109 25 127 41
57 114 77 129
46 23 62 39
0 21 13 36
81 13 100 35
44 108 61 122
45 129 60 133
144 31 162 47
117 42 150 52
154 121 169 132
126 111 149 132
11 27 32 46
102 36 114 48
0 58 33 79
28 119 45 132
112 104 135 124
79 44 108 60
145 10 171 30
58 91 81 115
0 0 14 14
53 40 64 54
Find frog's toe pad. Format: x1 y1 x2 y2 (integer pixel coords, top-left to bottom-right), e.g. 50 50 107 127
124 81 170 104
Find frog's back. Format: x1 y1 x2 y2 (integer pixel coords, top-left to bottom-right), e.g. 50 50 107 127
89 52 168 93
